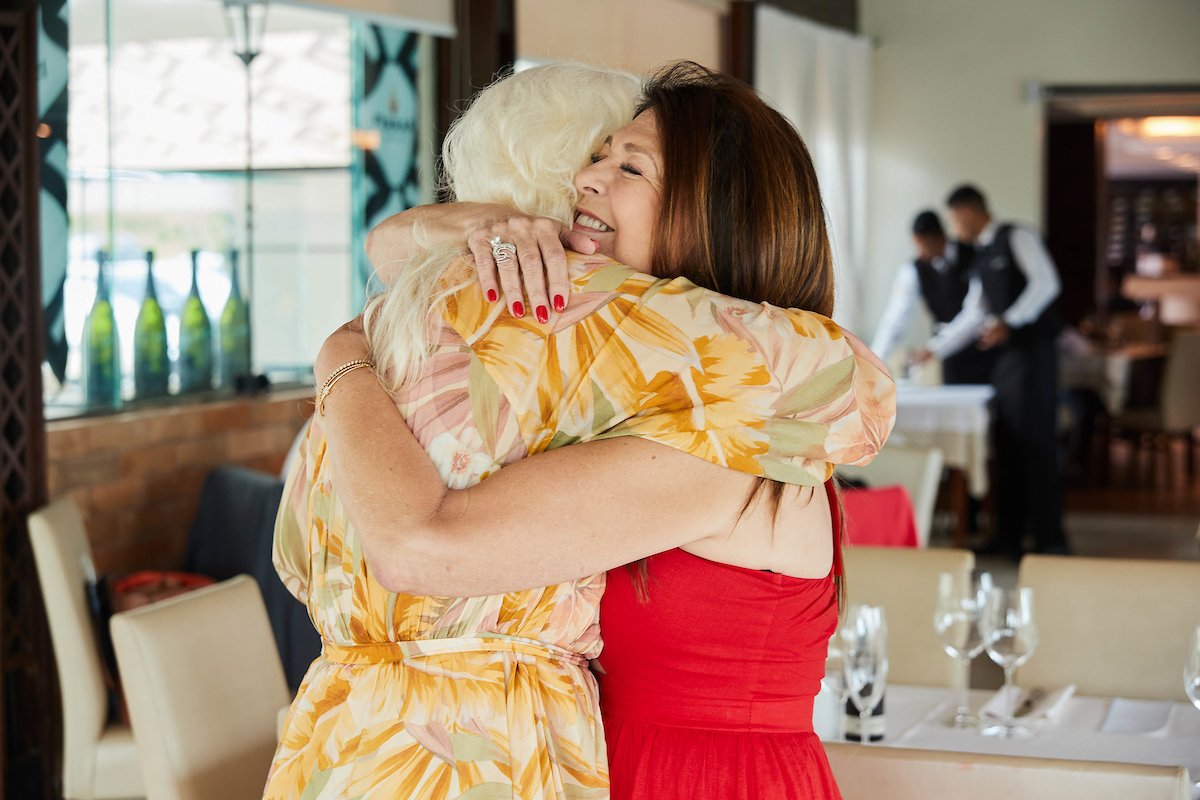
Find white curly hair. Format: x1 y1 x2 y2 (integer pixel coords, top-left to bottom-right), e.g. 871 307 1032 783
364 62 641 390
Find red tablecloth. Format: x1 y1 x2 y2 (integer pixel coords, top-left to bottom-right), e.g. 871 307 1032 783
843 485 919 548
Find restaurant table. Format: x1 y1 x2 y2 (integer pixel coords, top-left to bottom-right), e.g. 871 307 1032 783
842 485 919 548
892 384 993 497
815 684 1200 796
891 384 994 545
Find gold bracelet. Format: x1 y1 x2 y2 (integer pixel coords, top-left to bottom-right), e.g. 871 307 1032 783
316 359 374 415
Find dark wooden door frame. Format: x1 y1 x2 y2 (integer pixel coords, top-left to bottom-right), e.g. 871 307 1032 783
434 0 514 200
0 1 55 798
723 0 860 84
724 1 756 83
1043 120 1105 328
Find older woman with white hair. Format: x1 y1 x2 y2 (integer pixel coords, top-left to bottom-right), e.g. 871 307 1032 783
267 62 892 800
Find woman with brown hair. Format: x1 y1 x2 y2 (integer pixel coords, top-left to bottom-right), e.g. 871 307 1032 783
291 62 889 799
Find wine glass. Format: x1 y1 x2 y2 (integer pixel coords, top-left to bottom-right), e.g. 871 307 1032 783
1186 626 1200 793
1186 625 1200 711
933 569 992 728
981 586 1038 738
841 604 888 745
823 641 848 741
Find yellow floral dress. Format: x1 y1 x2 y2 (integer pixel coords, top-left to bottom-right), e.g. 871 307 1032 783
266 255 895 800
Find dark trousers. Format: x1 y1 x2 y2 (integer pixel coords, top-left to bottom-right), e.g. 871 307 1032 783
943 344 998 386
990 335 1067 555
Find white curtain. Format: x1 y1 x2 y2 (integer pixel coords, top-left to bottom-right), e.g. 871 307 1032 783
753 6 871 331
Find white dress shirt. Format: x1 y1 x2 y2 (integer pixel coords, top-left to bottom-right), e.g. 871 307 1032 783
872 243 968 361
870 261 921 361
927 222 1061 359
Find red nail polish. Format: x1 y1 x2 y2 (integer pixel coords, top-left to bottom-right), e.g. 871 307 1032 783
536 305 549 324
553 295 565 313
486 288 498 303
512 301 525 318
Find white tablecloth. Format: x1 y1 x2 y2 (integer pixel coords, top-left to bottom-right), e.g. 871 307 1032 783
891 384 994 497
817 684 1199 794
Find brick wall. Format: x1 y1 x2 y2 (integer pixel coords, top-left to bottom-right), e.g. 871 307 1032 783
45 389 313 576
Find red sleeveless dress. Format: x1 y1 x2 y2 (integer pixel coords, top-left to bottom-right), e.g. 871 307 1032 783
597 482 843 799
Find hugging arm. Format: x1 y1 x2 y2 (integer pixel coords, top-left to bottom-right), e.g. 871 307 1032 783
315 326 755 597
365 202 511 284
366 203 598 314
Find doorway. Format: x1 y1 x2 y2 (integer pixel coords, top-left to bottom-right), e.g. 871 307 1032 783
1042 86 1200 330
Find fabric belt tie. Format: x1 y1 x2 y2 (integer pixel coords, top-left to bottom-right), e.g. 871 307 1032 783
321 633 589 668
601 692 815 734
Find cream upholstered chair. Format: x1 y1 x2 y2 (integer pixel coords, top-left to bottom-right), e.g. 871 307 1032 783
28 497 145 800
110 575 290 800
840 546 974 688
837 444 944 546
1017 555 1200 700
826 743 1189 800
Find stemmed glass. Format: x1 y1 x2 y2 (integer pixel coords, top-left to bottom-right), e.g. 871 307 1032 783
822 642 849 741
933 569 993 728
1186 626 1200 792
841 604 888 745
981 587 1038 738
1186 625 1200 710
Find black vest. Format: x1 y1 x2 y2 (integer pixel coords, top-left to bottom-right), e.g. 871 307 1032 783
914 242 974 324
972 224 1060 340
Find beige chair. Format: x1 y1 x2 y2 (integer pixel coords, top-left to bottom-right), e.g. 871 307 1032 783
827 743 1189 800
841 546 974 688
1017 554 1200 700
838 444 944 546
28 498 145 800
111 576 290 800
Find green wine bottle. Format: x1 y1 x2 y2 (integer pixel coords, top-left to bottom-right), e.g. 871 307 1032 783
83 249 120 408
219 249 251 390
178 249 214 393
133 250 169 399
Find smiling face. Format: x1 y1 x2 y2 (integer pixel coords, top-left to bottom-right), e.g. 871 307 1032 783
572 111 663 273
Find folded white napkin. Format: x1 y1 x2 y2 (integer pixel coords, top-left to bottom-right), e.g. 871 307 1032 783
1100 698 1173 735
980 685 1075 725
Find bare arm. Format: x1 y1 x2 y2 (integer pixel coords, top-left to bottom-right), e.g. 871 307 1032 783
365 202 512 284
315 322 756 597
366 203 599 316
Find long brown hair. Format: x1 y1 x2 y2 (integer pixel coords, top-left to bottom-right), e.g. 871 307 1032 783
639 61 834 314
630 62 843 608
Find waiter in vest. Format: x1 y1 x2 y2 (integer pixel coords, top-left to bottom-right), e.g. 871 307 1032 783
872 210 995 384
915 184 1069 558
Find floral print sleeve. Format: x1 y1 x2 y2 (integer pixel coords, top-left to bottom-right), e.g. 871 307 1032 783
443 255 896 485
273 418 313 605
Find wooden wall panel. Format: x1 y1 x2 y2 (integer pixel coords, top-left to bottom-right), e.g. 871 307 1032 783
0 2 55 796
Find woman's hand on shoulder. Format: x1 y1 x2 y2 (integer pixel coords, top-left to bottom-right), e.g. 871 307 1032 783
467 214 599 323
